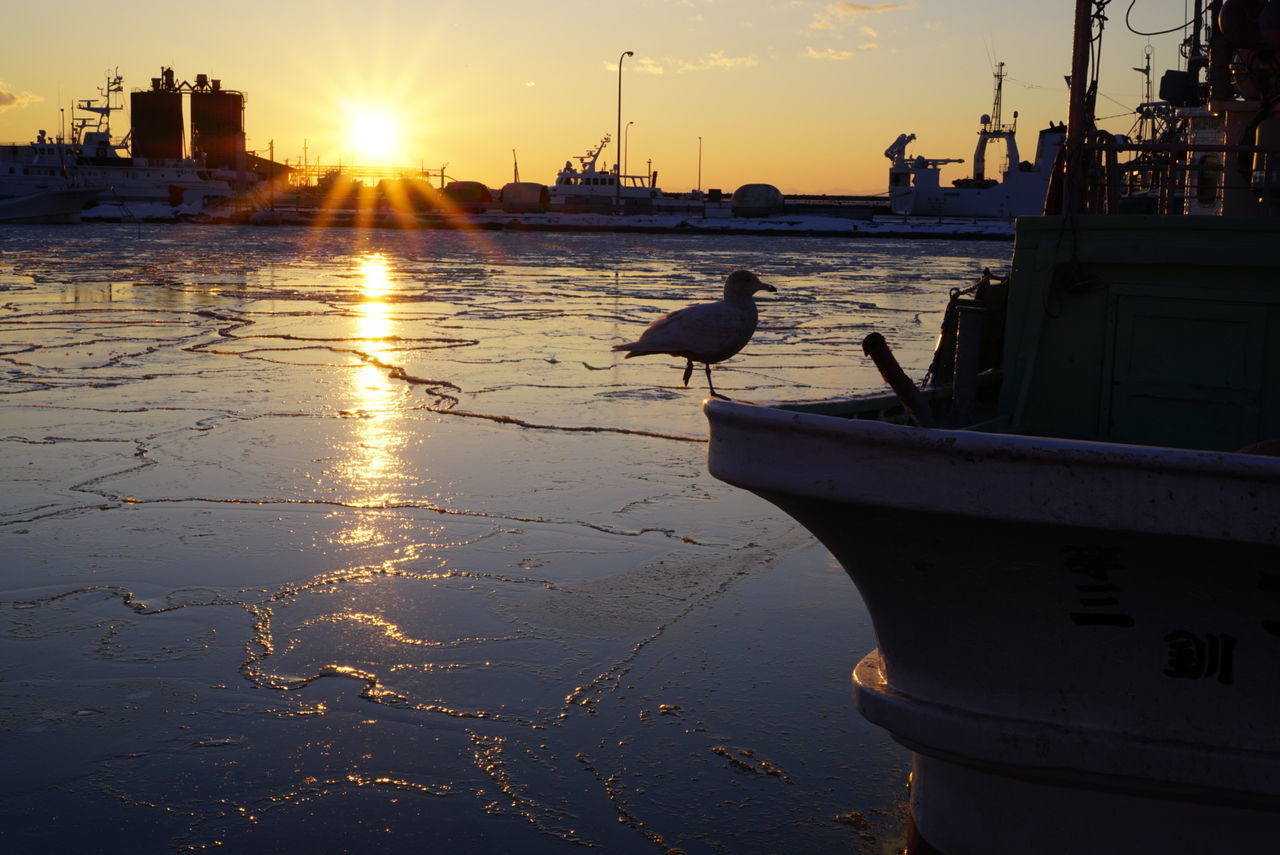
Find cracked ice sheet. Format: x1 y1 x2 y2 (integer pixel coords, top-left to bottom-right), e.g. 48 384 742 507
0 223 1014 854
0 498 834 852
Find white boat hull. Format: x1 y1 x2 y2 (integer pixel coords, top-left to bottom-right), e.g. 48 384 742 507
704 398 1280 850
0 188 103 224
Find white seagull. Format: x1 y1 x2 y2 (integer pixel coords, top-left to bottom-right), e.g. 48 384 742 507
612 269 776 399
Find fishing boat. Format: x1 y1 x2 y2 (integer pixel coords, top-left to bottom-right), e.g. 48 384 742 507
706 2 1280 852
548 135 664 212
0 69 259 216
884 63 1066 218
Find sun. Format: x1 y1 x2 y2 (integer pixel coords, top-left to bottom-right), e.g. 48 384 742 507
345 106 401 166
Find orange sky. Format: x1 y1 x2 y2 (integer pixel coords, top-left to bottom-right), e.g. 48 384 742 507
0 1 1190 195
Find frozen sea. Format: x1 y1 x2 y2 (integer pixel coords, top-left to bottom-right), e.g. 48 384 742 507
0 224 1010 854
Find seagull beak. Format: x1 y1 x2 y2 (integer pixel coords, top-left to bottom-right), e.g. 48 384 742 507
762 283 777 293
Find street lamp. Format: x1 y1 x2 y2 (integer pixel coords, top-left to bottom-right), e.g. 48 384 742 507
616 50 633 212
697 136 703 194
624 121 634 176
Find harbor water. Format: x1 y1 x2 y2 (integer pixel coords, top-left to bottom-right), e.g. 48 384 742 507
0 224 1010 854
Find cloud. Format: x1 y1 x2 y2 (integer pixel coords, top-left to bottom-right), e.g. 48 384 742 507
827 1 911 15
676 52 759 73
806 46 854 60
860 25 878 37
808 42 878 59
809 1 912 30
611 52 756 75
0 84 42 112
608 56 666 75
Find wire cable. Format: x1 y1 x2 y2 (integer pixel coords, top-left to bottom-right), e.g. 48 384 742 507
1124 0 1197 37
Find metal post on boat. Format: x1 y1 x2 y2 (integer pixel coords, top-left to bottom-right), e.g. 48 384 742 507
945 302 985 428
1207 0 1233 103
862 333 936 429
1060 0 1097 214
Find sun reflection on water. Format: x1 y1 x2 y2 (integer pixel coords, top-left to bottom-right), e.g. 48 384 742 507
342 252 409 513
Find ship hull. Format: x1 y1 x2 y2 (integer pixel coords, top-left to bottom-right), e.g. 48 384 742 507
0 188 103 224
704 399 1280 850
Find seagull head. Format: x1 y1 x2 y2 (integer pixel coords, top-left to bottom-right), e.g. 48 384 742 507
724 269 777 298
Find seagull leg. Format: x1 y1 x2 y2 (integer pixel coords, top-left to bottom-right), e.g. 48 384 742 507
705 363 731 400
682 360 695 387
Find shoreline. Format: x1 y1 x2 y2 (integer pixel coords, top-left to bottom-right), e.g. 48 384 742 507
74 205 1018 240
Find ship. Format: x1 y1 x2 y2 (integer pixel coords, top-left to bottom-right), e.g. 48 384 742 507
0 68 262 218
548 135 664 212
884 62 1066 218
705 2 1280 852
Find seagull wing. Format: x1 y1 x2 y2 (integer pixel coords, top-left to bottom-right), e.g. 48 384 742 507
621 301 754 361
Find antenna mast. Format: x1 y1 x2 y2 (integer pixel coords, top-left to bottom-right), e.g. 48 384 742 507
990 61 1012 132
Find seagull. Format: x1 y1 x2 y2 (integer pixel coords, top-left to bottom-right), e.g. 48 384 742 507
612 269 776 399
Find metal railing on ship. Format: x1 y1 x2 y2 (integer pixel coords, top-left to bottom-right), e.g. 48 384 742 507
1068 136 1280 217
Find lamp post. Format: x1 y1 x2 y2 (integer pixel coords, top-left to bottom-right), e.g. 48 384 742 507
624 121 634 176
616 50 633 212
697 136 703 194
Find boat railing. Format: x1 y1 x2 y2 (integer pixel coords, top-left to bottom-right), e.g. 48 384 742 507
1071 136 1280 217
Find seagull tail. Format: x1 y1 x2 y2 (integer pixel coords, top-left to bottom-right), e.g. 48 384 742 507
610 342 647 358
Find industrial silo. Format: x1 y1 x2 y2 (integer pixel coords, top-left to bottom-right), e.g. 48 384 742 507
191 83 244 170
130 81 184 161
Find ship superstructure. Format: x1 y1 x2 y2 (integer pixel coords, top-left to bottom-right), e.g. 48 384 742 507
885 63 1065 218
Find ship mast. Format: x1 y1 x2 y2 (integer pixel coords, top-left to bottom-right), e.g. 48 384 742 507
989 61 1012 133
71 69 123 145
974 61 1017 182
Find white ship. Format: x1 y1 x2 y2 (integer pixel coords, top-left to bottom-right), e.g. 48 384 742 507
885 63 1065 218
548 135 664 212
0 69 259 217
